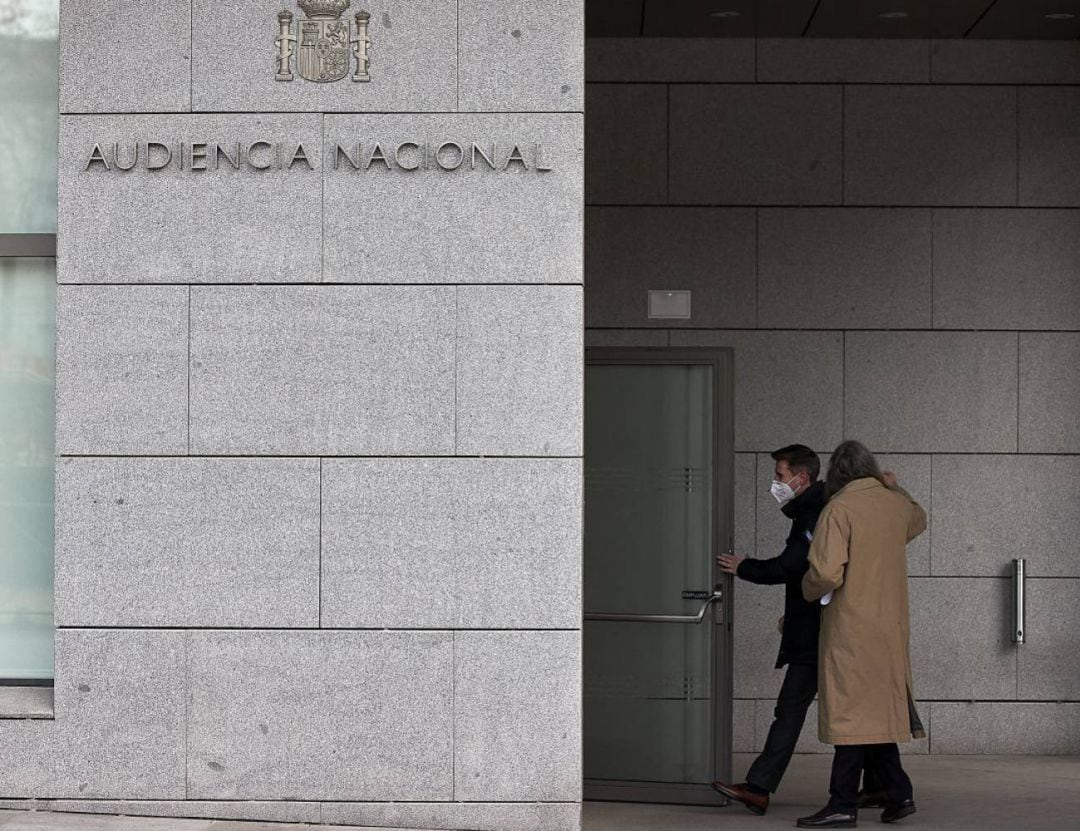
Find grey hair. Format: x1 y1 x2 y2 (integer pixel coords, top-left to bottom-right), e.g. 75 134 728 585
825 440 884 497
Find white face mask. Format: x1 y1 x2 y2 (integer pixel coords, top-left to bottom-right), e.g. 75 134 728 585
770 475 801 505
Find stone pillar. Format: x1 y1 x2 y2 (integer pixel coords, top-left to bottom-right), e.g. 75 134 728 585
9 1 584 828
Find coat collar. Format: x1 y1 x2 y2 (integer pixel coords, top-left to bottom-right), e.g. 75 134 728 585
837 477 883 496
782 480 827 519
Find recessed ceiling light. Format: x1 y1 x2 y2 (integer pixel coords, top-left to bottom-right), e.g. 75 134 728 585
709 10 741 19
1045 12 1077 20
878 11 910 20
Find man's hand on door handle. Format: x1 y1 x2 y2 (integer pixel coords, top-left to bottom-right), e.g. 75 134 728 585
717 552 745 575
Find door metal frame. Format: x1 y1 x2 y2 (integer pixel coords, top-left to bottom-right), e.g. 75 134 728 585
583 347 735 806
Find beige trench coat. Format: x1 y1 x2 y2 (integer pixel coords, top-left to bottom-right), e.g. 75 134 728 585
802 477 928 745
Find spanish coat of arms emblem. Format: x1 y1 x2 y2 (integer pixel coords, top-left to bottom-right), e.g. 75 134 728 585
275 0 371 83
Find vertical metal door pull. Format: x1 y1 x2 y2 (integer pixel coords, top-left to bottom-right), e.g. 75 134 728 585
1012 558 1025 645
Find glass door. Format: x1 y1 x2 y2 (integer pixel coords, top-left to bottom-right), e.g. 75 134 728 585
583 348 734 805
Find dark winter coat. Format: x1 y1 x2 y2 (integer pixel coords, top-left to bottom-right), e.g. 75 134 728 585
736 481 828 668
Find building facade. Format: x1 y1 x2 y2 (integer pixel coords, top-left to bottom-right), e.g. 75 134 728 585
585 33 1080 758
1 1 1079 830
1 1 585 829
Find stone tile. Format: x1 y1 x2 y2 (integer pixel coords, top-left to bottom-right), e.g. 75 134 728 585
1019 579 1080 701
1020 87 1080 207
0 815 209 831
732 581 784 700
1020 333 1080 453
455 631 581 801
37 803 320 825
585 85 668 204
189 286 455 455
844 86 1017 206
322 802 580 831
733 699 755 754
670 331 844 453
584 329 667 347
844 332 1018 453
191 0 455 112
321 458 454 628
934 210 1080 330
187 631 453 800
585 208 756 328
669 85 842 206
932 455 1080 577
456 286 583 457
55 286 187 455
323 114 583 284
876 455 931 577
59 0 190 113
932 40 1080 85
459 0 583 111
733 453 757 560
0 630 186 798
585 38 754 82
452 459 582 628
757 38 929 83
933 702 1080 754
58 115 322 284
758 208 932 329
55 458 319 627
909 578 1016 700
322 458 581 629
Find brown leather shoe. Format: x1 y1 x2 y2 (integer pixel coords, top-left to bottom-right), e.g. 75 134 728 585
710 780 769 815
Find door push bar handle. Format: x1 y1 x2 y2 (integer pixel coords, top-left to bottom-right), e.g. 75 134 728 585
1012 558 1025 645
585 586 723 624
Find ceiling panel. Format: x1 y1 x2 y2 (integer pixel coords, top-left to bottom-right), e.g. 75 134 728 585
586 0 645 37
969 0 1080 38
585 0 1080 38
755 0 821 36
805 0 996 38
640 0 816 38
643 0 756 37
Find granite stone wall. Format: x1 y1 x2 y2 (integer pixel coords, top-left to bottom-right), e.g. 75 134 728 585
0 2 584 829
585 37 1080 756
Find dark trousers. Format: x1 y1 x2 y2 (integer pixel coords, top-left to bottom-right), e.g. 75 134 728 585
745 662 817 793
829 743 914 815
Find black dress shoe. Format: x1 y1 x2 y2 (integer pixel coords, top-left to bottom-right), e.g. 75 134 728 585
881 799 916 823
796 805 858 828
857 788 889 809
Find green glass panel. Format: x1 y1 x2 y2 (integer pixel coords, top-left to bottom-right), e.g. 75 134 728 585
0 1 59 233
0 257 56 680
584 364 716 784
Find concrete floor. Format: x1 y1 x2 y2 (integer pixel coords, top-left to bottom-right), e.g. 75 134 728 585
1 755 1078 831
586 753 1080 830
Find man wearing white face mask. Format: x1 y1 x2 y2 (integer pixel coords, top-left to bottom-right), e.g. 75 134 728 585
711 444 827 815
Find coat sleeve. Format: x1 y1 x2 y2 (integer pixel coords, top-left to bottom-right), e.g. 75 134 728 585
737 535 810 586
802 504 850 602
891 484 928 542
